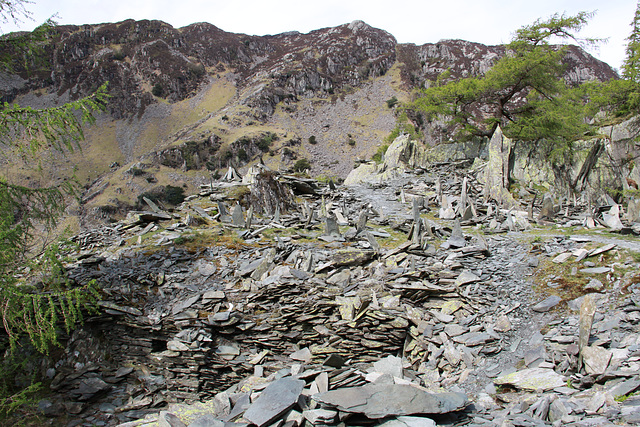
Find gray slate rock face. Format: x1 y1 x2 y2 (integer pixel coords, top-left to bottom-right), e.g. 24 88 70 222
494 368 566 391
242 377 305 426
312 384 468 418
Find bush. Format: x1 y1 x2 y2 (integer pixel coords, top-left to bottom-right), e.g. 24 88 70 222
112 49 126 61
308 135 317 145
293 158 311 172
130 167 146 176
187 62 206 78
137 185 185 208
372 144 389 163
257 132 277 152
164 185 185 205
386 96 399 108
151 83 163 97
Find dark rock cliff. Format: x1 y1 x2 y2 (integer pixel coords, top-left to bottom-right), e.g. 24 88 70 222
1 19 617 121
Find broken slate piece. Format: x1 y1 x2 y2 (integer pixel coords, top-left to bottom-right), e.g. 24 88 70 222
494 368 565 391
578 294 596 369
531 295 561 312
588 243 616 257
290 347 312 363
378 416 437 427
231 204 245 227
72 377 111 401
583 278 604 292
371 355 403 378
539 195 555 219
552 252 572 264
302 409 337 424
159 411 187 427
454 270 480 286
580 267 610 274
603 212 623 231
453 332 493 347
324 214 341 237
608 378 640 400
581 345 612 375
312 384 468 419
243 377 305 426
447 219 466 248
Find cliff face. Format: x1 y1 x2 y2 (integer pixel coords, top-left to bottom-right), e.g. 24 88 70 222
0 19 618 224
3 19 616 121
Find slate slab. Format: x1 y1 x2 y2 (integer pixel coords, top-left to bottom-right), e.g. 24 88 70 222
453 332 493 346
494 368 566 391
371 355 403 378
580 267 611 274
582 345 612 375
578 294 596 371
312 384 468 419
243 377 305 426
531 295 562 312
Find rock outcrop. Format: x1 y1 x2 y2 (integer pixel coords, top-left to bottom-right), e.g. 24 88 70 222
344 135 428 185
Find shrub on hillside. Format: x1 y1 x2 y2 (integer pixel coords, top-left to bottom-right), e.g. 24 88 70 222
293 158 311 172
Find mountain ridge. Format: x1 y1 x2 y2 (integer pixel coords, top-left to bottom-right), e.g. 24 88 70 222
0 19 618 227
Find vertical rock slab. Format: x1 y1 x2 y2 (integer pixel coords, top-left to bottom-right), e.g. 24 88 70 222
539 194 555 220
243 377 305 427
231 204 245 227
483 126 517 209
578 294 596 372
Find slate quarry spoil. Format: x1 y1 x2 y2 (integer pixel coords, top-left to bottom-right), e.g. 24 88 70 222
36 165 640 426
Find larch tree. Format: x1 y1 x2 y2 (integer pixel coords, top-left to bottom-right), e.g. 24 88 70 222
405 12 602 189
0 0 108 415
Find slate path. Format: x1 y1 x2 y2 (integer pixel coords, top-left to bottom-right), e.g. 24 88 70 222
33 166 640 426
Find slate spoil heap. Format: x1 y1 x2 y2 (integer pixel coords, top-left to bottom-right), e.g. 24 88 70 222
36 167 640 427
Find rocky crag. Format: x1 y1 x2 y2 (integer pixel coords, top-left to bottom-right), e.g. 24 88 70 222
26 157 640 426
0 20 618 226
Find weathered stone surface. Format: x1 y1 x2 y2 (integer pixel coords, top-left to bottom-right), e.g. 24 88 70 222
581 346 612 375
578 294 596 371
531 295 562 312
243 377 305 426
494 368 566 391
482 126 517 208
539 194 555 220
312 384 468 418
580 267 611 274
371 355 403 378
302 409 337 424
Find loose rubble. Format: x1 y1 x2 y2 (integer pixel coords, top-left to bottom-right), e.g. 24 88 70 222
31 164 640 426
